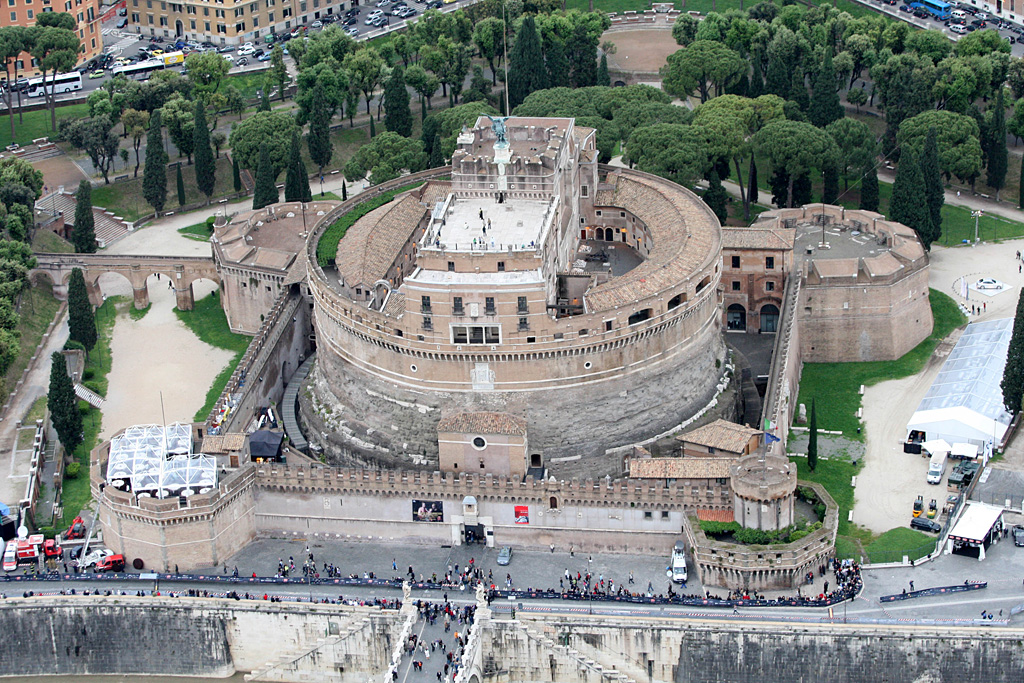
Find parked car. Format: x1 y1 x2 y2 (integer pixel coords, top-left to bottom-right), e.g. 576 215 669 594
345 26 359 36
376 0 391 6
238 45 255 55
218 44 235 53
950 23 967 33
252 48 265 58
116 17 128 28
910 517 941 533
236 56 249 66
118 7 127 15
346 6 361 15
496 546 512 565
312 20 323 28
89 69 105 79
79 548 113 569
344 16 358 25
976 278 1001 290
258 52 272 61
94 554 126 573
222 53 235 63
365 15 379 24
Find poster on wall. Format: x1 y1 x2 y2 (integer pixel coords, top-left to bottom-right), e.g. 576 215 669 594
514 505 529 525
413 500 444 523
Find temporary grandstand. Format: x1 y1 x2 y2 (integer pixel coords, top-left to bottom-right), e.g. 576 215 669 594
105 423 217 498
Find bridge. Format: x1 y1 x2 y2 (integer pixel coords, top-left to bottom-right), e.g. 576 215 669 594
30 253 219 311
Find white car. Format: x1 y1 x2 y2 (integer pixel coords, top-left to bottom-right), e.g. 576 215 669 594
376 0 391 6
238 45 255 56
78 548 113 569
976 278 1001 290
950 23 967 33
345 27 359 36
221 53 235 62
368 8 384 16
312 20 323 28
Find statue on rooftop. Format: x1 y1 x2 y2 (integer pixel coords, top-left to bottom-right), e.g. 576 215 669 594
486 116 509 147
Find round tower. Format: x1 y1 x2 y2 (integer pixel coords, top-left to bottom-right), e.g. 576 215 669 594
730 453 797 531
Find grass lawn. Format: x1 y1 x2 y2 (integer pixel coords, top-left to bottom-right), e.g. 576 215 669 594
864 527 937 563
316 179 427 266
129 303 151 321
0 103 89 148
299 126 370 177
315 191 343 201
22 395 46 423
178 219 214 242
31 229 73 254
791 455 881 560
796 288 967 437
222 70 272 100
92 156 238 222
173 291 252 421
1 281 61 400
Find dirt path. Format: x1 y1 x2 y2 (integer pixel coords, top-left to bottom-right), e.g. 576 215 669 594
97 274 234 441
602 28 678 74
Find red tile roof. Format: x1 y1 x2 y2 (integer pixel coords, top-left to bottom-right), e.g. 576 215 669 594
696 508 735 523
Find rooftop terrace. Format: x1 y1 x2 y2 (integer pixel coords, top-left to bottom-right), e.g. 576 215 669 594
421 195 553 253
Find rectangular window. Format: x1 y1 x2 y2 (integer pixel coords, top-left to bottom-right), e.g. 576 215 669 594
604 320 613 332
453 296 463 315
252 14 258 25
766 256 775 270
731 281 740 291
204 20 210 29
485 327 499 344
190 18 195 27
766 281 775 292
147 13 153 22
216 22 225 30
9 11 15 19
518 317 528 331
159 15 167 24
485 297 495 315
447 261 454 272
233 6 241 14
644 511 652 520
215 8 223 16
517 296 527 314
422 316 432 331
235 19 244 29
203 7 208 14
421 295 431 313
453 325 500 344
581 185 588 197
731 255 740 268
497 261 505 272
452 327 467 344
26 9 33 17
267 11 273 21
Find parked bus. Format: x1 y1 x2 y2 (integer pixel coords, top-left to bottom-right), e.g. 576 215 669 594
25 71 83 97
912 0 951 20
111 59 168 80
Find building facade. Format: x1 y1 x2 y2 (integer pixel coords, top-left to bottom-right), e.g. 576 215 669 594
0 0 103 76
720 225 795 335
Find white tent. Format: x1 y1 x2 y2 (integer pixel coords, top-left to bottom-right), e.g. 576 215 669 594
907 319 1014 449
946 502 1004 560
921 439 951 456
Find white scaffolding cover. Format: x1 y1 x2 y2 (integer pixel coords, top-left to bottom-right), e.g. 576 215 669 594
106 423 217 498
907 319 1014 448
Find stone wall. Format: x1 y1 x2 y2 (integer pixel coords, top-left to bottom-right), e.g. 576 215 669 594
0 596 402 681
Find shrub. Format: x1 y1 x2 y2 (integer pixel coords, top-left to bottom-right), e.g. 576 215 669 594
789 529 809 542
814 503 827 520
63 340 85 352
83 380 102 394
82 369 94 381
39 526 58 539
65 462 81 479
699 520 741 536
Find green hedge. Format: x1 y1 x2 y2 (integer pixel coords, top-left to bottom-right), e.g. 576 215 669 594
315 181 426 267
699 520 741 536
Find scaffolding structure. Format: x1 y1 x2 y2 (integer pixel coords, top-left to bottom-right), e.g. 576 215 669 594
106 424 217 499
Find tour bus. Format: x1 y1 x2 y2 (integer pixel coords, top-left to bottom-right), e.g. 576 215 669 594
912 0 951 20
25 71 83 97
111 58 169 80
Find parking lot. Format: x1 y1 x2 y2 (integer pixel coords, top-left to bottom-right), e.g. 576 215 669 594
869 0 1024 54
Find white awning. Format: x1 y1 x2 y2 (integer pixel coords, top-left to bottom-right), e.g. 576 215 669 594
921 439 951 455
948 502 1003 545
951 443 979 460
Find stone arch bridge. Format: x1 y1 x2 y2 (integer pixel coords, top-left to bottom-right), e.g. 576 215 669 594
30 253 219 311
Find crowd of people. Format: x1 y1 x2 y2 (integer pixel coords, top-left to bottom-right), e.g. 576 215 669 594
400 598 478 682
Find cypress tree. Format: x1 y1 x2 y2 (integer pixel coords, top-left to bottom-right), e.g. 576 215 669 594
307 90 333 184
430 132 443 168
1019 153 1024 210
809 50 843 129
252 143 278 210
545 39 570 89
822 164 839 204
890 149 930 242
193 100 216 203
1001 288 1024 413
142 110 167 214
285 131 303 202
807 398 818 472
987 89 1008 200
860 165 879 212
66 268 97 352
176 164 186 206
72 180 96 254
48 351 82 455
508 16 547 110
341 179 347 201
789 72 810 114
421 96 428 121
748 59 764 99
597 54 610 87
921 127 944 248
748 158 758 205
232 156 242 193
259 86 271 112
369 115 376 138
703 169 729 224
793 171 812 207
383 67 413 138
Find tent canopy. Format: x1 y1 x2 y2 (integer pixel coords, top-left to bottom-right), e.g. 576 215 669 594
907 319 1013 447
250 430 283 460
921 439 951 456
951 443 979 460
948 502 1003 544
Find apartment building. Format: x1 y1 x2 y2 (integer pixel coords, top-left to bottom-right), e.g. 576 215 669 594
126 0 354 44
0 0 103 76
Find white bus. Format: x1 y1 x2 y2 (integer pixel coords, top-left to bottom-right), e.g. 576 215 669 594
111 59 168 81
26 71 83 97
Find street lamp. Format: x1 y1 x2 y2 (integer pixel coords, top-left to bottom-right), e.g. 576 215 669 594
587 555 593 615
972 210 984 243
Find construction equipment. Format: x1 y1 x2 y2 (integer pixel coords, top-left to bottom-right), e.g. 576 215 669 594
63 516 86 541
927 499 938 519
913 495 924 518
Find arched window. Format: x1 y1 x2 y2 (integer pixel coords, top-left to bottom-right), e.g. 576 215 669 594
727 304 746 331
760 304 780 333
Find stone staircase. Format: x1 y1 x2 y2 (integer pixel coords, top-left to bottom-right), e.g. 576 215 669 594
36 190 132 248
74 383 104 409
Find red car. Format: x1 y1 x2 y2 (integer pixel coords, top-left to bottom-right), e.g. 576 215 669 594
94 554 125 573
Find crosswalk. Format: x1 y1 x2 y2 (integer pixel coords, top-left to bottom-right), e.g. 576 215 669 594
102 30 136 56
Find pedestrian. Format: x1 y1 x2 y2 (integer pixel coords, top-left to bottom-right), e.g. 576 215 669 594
175 564 179 574
909 581 914 591
628 571 634 585
393 558 397 571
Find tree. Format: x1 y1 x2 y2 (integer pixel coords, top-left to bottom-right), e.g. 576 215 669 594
890 148 932 244
921 127 944 248
597 54 610 87
896 110 982 185
429 132 443 168
807 398 818 472
176 163 186 205
662 40 746 104
826 117 874 191
259 85 271 112
847 87 868 113
161 93 195 164
232 156 242 193
508 16 547 109
341 178 347 201
753 119 839 208
307 89 333 186
142 110 167 214
473 17 506 85
809 50 844 129
121 108 149 178
285 131 311 202
270 45 290 101
211 131 226 159
228 110 298 176
72 180 96 253
406 64 440 112
0 27 33 143
860 165 879 212
344 132 427 185
252 143 279 210
822 164 839 204
545 38 570 89
66 268 96 352
47 350 82 454
30 17 80 131
59 116 119 185
1020 154 1024 210
566 21 599 88
672 14 699 46
193 100 215 203
987 89 1008 200
344 48 386 115
627 123 710 188
1001 288 1024 413
185 51 230 98
384 67 413 138
225 85 247 120
703 168 728 224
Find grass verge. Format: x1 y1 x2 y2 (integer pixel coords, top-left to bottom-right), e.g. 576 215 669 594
22 395 46 423
0 103 89 147
864 527 937 563
173 291 252 421
31 229 74 254
791 455 878 560
129 303 151 321
796 289 966 437
92 156 237 221
1 281 61 400
178 219 214 242
316 180 426 267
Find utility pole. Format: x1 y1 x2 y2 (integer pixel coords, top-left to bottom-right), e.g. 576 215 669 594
972 210 984 243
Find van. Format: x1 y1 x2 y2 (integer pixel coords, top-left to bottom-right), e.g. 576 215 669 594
926 450 947 484
94 554 125 573
951 8 966 18
670 541 688 584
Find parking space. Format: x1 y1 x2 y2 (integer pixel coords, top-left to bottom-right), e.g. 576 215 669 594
868 0 1024 55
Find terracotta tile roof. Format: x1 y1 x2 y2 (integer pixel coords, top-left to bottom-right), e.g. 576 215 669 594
722 226 795 251
676 419 760 455
629 457 734 479
336 194 428 289
696 508 735 523
201 433 246 454
436 411 528 436
382 291 406 318
418 180 452 208
586 172 720 312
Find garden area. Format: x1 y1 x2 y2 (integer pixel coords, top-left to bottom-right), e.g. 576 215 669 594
1 282 61 401
0 103 89 148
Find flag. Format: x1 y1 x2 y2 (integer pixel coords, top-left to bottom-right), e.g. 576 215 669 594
763 418 776 432
765 432 781 444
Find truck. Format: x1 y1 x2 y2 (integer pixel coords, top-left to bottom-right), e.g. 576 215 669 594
161 51 185 66
926 450 947 484
3 534 44 570
670 541 688 584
